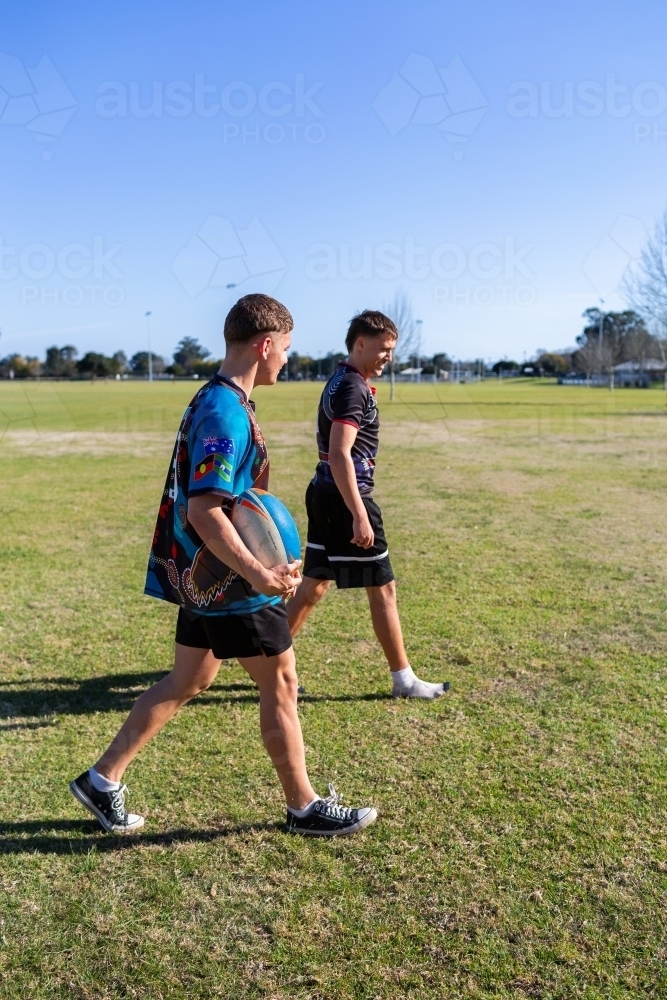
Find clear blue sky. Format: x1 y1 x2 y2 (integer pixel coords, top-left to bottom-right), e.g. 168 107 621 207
2 0 666 365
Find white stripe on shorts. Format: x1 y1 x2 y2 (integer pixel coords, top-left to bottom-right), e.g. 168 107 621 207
306 542 326 550
328 550 389 563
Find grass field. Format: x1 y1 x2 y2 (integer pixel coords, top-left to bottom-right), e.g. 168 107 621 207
1 377 667 999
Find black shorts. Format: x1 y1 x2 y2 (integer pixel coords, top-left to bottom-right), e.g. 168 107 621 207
303 482 395 589
175 602 292 659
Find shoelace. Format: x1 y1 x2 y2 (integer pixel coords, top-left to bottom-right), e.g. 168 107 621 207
109 785 128 821
315 784 354 821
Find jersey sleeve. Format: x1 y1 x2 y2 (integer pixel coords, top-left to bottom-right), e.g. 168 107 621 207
187 396 250 499
329 374 367 428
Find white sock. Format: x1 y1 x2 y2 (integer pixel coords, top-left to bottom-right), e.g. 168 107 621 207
391 665 446 699
392 665 416 686
286 796 320 817
89 767 121 793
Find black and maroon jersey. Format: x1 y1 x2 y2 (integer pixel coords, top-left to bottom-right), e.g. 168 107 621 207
313 361 379 496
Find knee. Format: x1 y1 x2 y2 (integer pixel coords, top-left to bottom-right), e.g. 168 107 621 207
368 580 396 605
304 578 331 607
169 671 215 702
274 661 299 701
190 676 214 698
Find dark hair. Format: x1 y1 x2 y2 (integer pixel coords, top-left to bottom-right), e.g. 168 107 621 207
224 294 293 344
345 310 398 353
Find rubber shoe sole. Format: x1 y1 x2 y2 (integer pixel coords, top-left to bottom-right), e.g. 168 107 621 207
69 780 145 835
288 806 378 837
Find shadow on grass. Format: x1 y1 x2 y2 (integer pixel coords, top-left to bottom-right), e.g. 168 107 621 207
0 818 283 854
0 672 392 720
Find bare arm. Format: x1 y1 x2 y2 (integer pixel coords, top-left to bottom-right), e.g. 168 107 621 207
187 494 301 598
328 422 374 549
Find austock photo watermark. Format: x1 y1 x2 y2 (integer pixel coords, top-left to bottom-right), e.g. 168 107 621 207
305 235 536 307
95 73 326 146
0 52 76 160
373 52 488 159
582 214 647 298
0 236 125 307
506 74 667 143
171 216 287 298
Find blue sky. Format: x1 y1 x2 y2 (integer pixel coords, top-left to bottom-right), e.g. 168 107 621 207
2 0 667 365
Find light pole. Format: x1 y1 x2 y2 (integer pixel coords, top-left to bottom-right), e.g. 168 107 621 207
598 299 605 385
145 312 153 382
415 319 422 383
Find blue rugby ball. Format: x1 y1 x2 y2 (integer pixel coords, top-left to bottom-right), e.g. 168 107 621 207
231 488 301 568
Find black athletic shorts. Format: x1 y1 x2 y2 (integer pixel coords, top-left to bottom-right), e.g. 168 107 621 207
303 481 395 589
175 602 292 659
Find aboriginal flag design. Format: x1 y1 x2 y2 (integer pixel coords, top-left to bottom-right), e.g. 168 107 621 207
193 452 233 482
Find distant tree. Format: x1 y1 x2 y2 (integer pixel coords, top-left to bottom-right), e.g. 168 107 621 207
130 351 165 375
165 362 186 377
382 289 419 361
286 351 315 380
432 352 451 373
492 359 520 373
76 352 115 377
573 308 656 374
624 210 667 363
111 351 129 375
0 354 42 378
173 337 210 374
44 345 78 377
535 351 569 376
321 351 346 377
191 358 220 378
382 289 421 399
625 324 661 370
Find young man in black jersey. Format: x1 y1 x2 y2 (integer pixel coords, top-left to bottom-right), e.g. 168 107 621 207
287 310 448 699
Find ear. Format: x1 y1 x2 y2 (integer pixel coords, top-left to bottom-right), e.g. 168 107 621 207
258 335 272 360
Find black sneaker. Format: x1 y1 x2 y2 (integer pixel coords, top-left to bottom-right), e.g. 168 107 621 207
286 784 377 837
69 770 145 834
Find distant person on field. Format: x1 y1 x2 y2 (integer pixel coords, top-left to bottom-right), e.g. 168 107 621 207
288 310 448 699
70 294 376 838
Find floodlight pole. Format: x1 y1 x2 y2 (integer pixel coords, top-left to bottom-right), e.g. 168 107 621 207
416 320 422 383
145 311 153 382
598 299 606 390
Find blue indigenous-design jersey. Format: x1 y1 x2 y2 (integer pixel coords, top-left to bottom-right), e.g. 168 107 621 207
313 361 379 496
144 373 277 617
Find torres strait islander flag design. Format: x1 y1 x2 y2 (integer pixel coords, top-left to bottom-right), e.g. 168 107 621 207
194 436 234 483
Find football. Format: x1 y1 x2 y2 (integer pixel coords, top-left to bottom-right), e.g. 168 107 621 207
231 488 301 569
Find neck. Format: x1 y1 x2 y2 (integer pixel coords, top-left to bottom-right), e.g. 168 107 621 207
345 355 369 380
219 353 258 398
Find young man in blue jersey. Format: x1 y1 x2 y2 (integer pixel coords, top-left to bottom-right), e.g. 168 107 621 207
70 295 376 838
287 310 448 700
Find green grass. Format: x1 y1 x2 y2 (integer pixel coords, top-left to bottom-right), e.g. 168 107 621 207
1 378 666 999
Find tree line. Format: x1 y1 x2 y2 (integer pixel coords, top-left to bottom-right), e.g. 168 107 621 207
4 320 663 382
0 337 222 380
5 205 667 382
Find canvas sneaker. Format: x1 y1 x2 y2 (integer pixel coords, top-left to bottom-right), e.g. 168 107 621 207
286 784 377 837
69 770 145 834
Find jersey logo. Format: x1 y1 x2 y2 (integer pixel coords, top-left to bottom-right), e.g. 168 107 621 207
328 370 345 395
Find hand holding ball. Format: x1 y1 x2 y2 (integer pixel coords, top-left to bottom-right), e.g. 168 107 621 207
231 489 302 596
